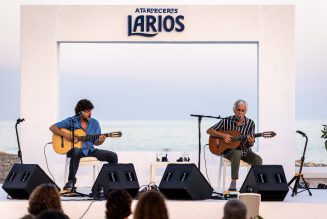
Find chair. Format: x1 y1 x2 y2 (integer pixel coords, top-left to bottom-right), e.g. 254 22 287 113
64 157 101 186
238 193 261 219
218 156 251 192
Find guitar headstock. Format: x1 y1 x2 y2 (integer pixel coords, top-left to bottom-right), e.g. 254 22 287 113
262 131 276 138
108 131 122 138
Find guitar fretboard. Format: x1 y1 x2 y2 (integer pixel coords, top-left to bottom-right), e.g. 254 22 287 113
232 133 262 142
78 134 101 141
77 132 121 141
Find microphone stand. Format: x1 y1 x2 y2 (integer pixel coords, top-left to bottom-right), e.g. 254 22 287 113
15 118 25 164
288 131 312 197
70 115 77 192
61 114 88 197
190 114 221 170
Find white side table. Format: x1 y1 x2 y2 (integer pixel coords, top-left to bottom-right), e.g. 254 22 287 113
150 161 190 183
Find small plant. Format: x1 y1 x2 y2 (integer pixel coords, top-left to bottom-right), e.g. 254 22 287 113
321 125 327 151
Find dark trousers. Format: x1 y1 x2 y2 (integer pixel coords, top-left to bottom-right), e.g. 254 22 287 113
224 149 262 179
67 148 118 183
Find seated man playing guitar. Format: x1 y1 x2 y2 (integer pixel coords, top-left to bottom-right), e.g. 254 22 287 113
207 99 262 191
50 99 118 191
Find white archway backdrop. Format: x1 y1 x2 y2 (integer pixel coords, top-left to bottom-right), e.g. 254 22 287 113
20 5 294 187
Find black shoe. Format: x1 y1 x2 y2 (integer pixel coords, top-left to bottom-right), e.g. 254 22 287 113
228 182 237 191
63 181 74 190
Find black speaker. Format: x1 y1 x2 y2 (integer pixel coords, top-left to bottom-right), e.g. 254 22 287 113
158 163 213 200
240 165 289 201
2 163 60 199
91 163 139 199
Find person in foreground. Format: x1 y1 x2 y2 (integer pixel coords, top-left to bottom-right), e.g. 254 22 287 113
36 209 70 219
27 183 63 217
207 99 262 191
106 189 132 219
49 99 118 190
223 199 247 219
134 191 169 219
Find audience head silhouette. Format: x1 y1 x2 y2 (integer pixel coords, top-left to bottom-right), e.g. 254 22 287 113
36 209 69 219
20 214 35 219
106 189 132 219
223 199 247 219
28 183 62 216
134 191 169 219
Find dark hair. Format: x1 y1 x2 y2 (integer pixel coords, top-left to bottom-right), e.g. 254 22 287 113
36 209 69 219
74 99 94 115
105 189 132 219
20 214 35 219
133 191 168 219
223 199 247 219
28 183 62 216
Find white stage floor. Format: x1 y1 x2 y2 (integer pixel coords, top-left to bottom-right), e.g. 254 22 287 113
1 186 327 219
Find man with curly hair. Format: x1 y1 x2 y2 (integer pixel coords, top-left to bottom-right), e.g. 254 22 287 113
50 99 118 190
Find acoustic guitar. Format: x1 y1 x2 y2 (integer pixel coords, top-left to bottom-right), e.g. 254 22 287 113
209 130 276 156
52 128 122 154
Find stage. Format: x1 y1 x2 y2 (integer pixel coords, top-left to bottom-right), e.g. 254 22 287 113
1 186 326 219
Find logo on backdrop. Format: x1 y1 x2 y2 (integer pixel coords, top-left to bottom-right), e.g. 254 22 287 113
128 8 185 37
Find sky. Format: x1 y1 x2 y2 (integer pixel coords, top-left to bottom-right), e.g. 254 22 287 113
1 0 327 120
59 43 258 120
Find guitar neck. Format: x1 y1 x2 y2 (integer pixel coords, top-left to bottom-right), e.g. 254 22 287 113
232 133 262 141
78 134 101 141
77 132 121 141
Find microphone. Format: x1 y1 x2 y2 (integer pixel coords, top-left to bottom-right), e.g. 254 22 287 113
75 111 83 117
16 118 25 124
226 117 239 122
232 115 243 122
296 130 306 137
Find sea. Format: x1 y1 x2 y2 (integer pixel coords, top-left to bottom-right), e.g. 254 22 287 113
1 119 327 164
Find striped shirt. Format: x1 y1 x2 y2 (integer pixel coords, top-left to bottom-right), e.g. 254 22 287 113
210 115 255 157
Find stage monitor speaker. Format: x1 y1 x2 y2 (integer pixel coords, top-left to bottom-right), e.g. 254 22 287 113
2 163 60 199
91 163 139 199
240 165 289 201
158 163 213 200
